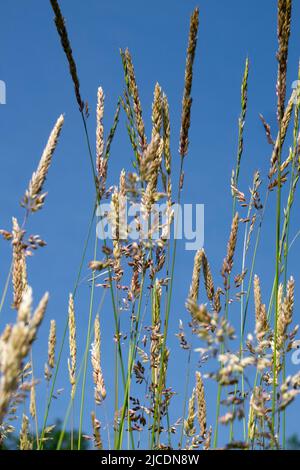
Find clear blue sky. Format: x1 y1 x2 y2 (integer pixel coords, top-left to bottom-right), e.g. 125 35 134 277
0 0 300 448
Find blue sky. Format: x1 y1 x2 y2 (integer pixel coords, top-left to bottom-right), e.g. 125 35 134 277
0 0 300 448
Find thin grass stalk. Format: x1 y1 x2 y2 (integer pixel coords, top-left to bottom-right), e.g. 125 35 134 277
281 73 300 448
39 202 96 448
229 194 254 442
272 0 292 435
215 59 249 447
242 191 270 334
116 268 148 449
249 135 299 445
271 108 282 441
151 158 183 448
41 1 103 445
56 290 106 450
44 5 124 443
151 8 199 448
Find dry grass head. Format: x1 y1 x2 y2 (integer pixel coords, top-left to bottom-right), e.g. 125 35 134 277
253 275 268 341
277 0 292 122
50 0 84 111
195 371 206 437
22 115 64 212
68 293 76 400
123 48 147 153
12 218 27 310
47 319 56 370
91 314 106 404
221 212 239 289
0 287 48 424
179 7 199 157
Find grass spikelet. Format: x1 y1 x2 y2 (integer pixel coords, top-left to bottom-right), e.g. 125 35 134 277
104 99 121 160
188 248 204 303
186 300 211 325
12 218 27 310
162 94 171 175
23 115 64 212
68 293 76 400
17 287 32 324
152 83 162 139
247 390 256 441
270 93 294 172
124 48 147 152
49 0 84 111
213 287 222 314
47 320 56 370
253 275 268 341
277 0 292 122
140 134 162 184
195 371 206 437
283 276 294 327
91 314 106 404
202 250 215 301
29 381 36 419
0 288 47 424
91 411 103 449
19 414 32 450
221 212 239 289
96 87 105 179
184 388 196 437
203 426 212 450
151 279 162 387
179 7 199 157
277 283 284 350
277 277 294 349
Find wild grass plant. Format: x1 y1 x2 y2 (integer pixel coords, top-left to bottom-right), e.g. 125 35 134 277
0 0 300 450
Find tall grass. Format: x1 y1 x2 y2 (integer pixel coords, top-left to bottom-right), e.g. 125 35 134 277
0 0 300 451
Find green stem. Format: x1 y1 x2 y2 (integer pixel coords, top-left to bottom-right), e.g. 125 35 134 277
39 203 96 449
180 349 192 448
78 229 98 449
151 157 184 448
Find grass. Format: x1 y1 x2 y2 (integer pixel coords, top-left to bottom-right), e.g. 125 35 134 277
0 0 300 451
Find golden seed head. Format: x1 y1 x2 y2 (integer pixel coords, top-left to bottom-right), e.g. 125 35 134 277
29 382 36 419
47 320 56 370
221 212 239 289
189 248 204 303
151 82 162 140
179 7 199 157
91 411 103 450
19 414 32 450
12 218 27 310
68 293 76 399
96 87 105 177
0 289 47 424
184 388 196 437
124 48 147 152
202 250 215 301
91 314 106 404
195 371 206 437
254 275 268 341
277 277 295 349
